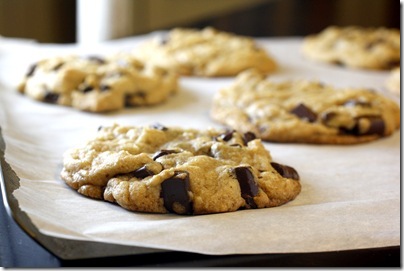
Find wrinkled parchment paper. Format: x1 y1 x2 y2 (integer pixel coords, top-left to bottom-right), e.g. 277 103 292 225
0 35 400 255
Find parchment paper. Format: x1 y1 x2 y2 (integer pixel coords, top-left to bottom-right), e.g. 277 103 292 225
0 34 400 255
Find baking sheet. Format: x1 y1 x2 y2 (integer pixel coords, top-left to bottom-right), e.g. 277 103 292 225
0 34 400 255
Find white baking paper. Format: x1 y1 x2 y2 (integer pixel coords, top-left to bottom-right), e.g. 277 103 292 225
0 34 400 255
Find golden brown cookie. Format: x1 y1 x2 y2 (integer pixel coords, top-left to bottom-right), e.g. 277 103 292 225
60 123 301 215
211 70 400 144
132 27 277 77
18 55 178 112
302 26 400 70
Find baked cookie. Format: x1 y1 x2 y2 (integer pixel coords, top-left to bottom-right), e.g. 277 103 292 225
131 27 277 77
386 67 400 95
302 26 400 70
211 70 400 144
60 123 301 215
18 55 178 112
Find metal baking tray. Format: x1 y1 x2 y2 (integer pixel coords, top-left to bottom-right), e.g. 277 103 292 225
0 126 166 260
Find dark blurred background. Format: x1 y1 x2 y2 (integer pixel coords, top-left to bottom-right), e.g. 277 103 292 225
0 0 400 43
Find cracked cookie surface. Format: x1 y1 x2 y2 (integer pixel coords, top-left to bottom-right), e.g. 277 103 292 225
302 26 400 70
211 70 400 144
18 55 178 112
132 27 277 77
60 123 301 215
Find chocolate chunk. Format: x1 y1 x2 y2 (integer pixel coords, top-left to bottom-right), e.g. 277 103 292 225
132 165 154 179
290 103 317 123
80 85 94 93
26 63 37 77
161 171 192 215
100 85 110 92
43 92 59 104
125 91 146 106
386 60 400 69
217 130 235 141
348 116 385 136
150 123 168 131
366 117 385 136
234 167 259 208
52 62 64 71
152 149 178 160
321 111 337 124
87 56 106 64
271 162 299 180
243 131 257 145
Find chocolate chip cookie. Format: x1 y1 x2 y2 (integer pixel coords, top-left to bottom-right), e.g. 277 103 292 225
60 123 301 215
302 26 400 70
18 55 178 112
132 27 277 77
211 70 400 144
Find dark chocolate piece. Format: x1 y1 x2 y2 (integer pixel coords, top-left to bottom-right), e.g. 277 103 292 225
271 162 299 180
52 62 64 71
100 85 110 91
132 165 154 179
151 123 168 131
161 171 192 215
87 56 106 64
234 167 259 208
321 111 337 124
217 130 235 141
243 131 257 145
152 149 178 160
26 63 37 77
348 116 385 136
43 92 59 104
80 85 94 93
290 103 317 123
365 117 385 136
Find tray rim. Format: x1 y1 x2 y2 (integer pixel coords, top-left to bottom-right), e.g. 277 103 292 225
0 126 166 260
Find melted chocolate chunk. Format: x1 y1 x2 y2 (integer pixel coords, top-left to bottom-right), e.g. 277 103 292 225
52 62 64 71
366 117 385 136
271 162 299 180
234 167 259 208
152 149 178 160
161 171 193 215
347 116 385 136
100 85 110 92
26 63 37 77
87 56 106 64
243 131 257 145
43 92 59 104
80 85 94 93
125 91 146 106
151 123 168 131
217 130 235 141
321 111 337 124
290 103 317 123
132 165 154 179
